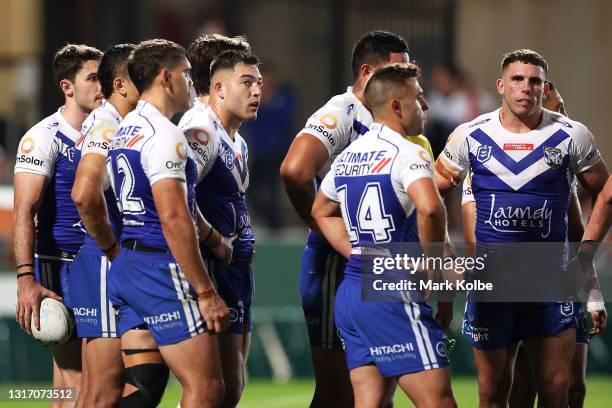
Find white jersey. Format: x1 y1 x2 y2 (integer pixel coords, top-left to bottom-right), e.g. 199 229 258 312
320 123 434 278
179 100 254 262
299 87 373 179
440 108 600 241
108 100 198 250
75 100 124 248
179 100 250 191
14 108 85 254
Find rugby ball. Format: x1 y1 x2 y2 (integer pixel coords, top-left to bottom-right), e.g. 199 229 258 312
30 298 74 346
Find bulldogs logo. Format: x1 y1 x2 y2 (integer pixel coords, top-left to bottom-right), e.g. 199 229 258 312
543 146 562 169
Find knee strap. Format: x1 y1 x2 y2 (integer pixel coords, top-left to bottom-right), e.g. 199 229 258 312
118 349 169 408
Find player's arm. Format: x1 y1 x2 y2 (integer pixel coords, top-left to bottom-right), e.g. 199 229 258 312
71 153 119 259
13 172 61 333
311 191 351 259
581 175 612 243
407 177 452 329
280 134 330 235
195 205 233 265
152 179 228 332
407 178 447 256
568 191 584 243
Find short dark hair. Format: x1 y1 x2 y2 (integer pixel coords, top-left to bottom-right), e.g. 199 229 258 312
544 80 555 90
364 63 421 114
187 34 251 96
128 39 186 94
501 49 548 74
99 43 136 99
351 31 409 79
210 50 260 79
53 44 103 90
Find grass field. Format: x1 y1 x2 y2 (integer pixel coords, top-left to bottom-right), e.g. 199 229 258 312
156 376 611 407
1 377 610 407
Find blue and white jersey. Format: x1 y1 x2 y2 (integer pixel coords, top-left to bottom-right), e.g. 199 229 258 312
179 101 254 263
108 101 197 251
320 123 434 280
74 100 123 250
441 108 600 242
14 109 85 255
299 87 373 247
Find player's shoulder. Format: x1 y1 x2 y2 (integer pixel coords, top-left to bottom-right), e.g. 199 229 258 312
310 88 360 126
545 109 590 138
24 111 63 141
181 103 219 139
461 110 498 134
178 100 208 129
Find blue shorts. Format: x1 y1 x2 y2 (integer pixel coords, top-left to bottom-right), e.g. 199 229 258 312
35 253 73 308
335 279 449 377
463 299 579 350
203 251 253 334
69 245 119 338
108 248 204 346
575 303 589 344
300 243 346 350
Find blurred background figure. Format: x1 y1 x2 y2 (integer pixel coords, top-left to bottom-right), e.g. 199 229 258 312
242 63 296 231
426 63 495 157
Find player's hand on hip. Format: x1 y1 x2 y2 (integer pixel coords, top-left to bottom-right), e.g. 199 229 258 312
435 301 453 332
211 234 236 265
198 292 230 333
16 276 62 334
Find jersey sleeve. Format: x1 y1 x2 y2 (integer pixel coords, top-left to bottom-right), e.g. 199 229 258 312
569 125 601 173
392 145 434 191
461 169 475 206
320 170 338 202
437 126 470 182
81 117 117 158
183 126 218 179
14 126 58 177
298 102 352 157
141 128 189 186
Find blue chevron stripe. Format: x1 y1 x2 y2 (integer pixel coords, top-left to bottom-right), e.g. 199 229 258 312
468 128 569 174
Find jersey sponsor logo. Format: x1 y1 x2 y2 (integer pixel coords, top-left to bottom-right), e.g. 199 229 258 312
551 116 572 128
463 321 490 342
16 155 45 166
476 145 492 163
503 143 533 151
335 150 387 176
86 140 109 150
369 342 414 356
20 137 36 154
543 146 562 168
193 129 210 145
188 141 209 162
468 118 491 128
443 148 453 161
484 193 553 238
234 142 249 183
72 307 97 317
585 149 598 162
176 142 188 160
319 113 338 129
101 128 115 142
44 121 60 130
346 104 354 115
143 310 181 325
418 150 431 163
305 123 336 147
409 162 431 171
116 125 143 138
